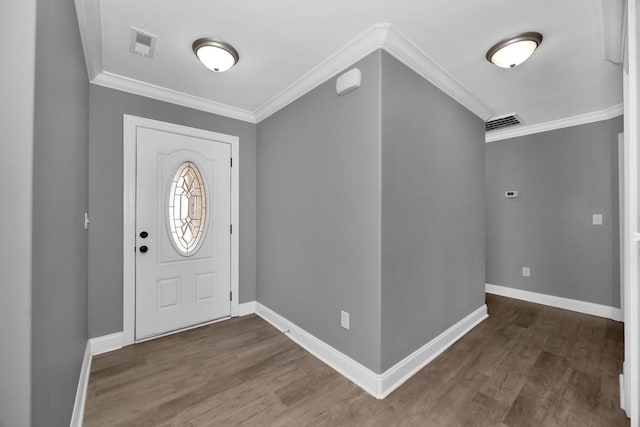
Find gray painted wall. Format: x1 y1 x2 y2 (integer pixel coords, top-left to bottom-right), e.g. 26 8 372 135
0 1 35 425
379 51 486 371
257 52 383 372
88 85 257 337
31 0 89 425
486 117 622 307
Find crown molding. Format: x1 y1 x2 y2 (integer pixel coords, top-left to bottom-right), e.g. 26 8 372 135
382 26 493 120
485 103 624 143
253 23 391 122
255 23 493 122
76 8 491 124
74 0 103 80
73 9 619 133
92 72 257 123
600 0 627 65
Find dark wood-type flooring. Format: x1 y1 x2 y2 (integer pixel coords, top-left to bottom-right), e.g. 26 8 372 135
84 294 629 426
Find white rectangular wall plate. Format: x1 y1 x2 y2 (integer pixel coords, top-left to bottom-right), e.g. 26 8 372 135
505 190 518 198
340 310 350 330
522 267 530 277
592 214 603 225
336 68 361 96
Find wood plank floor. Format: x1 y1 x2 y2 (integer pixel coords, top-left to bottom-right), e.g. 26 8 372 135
84 295 629 426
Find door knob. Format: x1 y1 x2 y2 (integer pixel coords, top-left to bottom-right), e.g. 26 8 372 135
139 245 148 253
140 231 149 238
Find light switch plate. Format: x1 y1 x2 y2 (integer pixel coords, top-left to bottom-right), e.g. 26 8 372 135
522 267 530 277
340 310 350 330
593 214 603 225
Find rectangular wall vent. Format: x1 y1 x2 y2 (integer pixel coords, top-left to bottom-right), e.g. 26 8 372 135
129 28 157 58
485 113 523 132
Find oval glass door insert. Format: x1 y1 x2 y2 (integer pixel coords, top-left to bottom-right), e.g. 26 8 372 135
168 161 207 255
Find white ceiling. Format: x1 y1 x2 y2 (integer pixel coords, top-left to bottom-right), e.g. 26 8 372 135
85 0 623 127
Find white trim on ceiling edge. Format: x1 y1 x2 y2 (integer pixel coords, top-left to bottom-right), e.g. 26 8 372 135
381 26 493 121
252 23 389 122
485 103 624 143
254 302 488 399
253 23 493 121
73 1 494 124
74 0 102 80
75 3 622 139
485 283 623 322
92 72 256 123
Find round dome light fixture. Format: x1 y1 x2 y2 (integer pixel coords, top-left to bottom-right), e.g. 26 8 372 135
486 32 543 68
192 38 239 72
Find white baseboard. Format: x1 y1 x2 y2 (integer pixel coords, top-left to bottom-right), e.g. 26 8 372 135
70 341 92 427
485 283 623 322
379 304 488 398
254 302 488 399
89 303 257 357
71 333 122 426
620 373 629 415
255 303 381 397
89 332 124 356
236 301 256 317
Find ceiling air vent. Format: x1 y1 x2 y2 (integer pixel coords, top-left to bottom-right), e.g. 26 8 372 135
485 113 524 132
129 28 157 58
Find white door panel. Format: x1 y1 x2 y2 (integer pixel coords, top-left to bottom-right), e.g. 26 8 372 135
135 127 231 340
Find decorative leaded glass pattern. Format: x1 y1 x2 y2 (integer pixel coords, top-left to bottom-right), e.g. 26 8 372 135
168 161 207 254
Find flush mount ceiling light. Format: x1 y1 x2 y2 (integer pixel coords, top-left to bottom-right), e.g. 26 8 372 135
192 38 239 72
486 32 543 68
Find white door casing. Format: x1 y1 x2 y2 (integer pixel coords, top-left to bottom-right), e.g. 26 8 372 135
123 115 240 345
623 0 640 424
619 133 625 317
135 127 230 340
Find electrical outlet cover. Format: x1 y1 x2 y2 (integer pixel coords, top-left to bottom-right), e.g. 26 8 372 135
340 310 350 330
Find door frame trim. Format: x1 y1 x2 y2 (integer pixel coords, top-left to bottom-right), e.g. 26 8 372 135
623 0 639 421
619 132 625 319
122 114 240 346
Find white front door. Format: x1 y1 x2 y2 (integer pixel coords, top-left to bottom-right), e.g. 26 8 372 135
135 126 231 340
